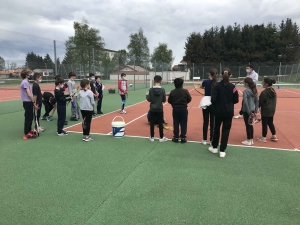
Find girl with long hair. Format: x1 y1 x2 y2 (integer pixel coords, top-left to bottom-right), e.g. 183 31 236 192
241 78 259 145
257 77 278 142
209 68 239 158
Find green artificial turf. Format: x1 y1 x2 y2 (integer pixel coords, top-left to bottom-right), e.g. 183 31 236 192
0 85 300 225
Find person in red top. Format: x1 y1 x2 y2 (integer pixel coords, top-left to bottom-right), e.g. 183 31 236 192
118 73 128 114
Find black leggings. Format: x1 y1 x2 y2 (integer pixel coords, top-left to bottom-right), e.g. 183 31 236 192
149 111 164 138
81 110 93 136
261 116 276 137
23 102 33 135
202 105 214 141
243 112 254 139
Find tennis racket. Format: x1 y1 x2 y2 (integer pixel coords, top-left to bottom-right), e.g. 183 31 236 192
193 83 205 95
34 104 40 136
248 112 261 126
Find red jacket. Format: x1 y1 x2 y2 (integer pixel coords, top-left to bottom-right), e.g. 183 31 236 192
118 79 128 95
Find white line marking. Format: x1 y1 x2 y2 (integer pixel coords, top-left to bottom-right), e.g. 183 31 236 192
65 131 298 152
106 102 169 135
65 100 147 130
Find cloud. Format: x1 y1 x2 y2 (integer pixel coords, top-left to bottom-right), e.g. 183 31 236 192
0 0 300 66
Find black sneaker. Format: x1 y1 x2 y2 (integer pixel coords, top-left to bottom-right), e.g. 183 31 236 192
64 121 68 125
93 113 97 116
97 111 103 114
172 138 179 143
70 117 78 121
42 116 47 120
181 138 187 143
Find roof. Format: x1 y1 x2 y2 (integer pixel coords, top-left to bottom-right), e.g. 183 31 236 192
121 65 148 72
172 65 178 69
0 68 23 75
102 48 118 53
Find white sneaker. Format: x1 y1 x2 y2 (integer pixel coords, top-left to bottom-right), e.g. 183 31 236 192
234 115 242 119
159 137 168 142
201 140 207 145
251 139 254 145
208 146 218 154
148 137 154 142
220 152 226 158
120 110 127 114
38 126 45 132
242 140 252 145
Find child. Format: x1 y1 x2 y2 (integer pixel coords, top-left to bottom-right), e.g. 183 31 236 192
20 69 36 140
209 68 239 158
118 73 128 114
167 78 192 143
42 92 56 121
200 68 217 145
146 75 168 142
147 110 166 125
55 75 68 125
95 76 104 114
257 77 278 142
241 77 259 145
89 73 98 116
67 72 80 121
32 72 44 132
78 79 95 141
54 77 72 136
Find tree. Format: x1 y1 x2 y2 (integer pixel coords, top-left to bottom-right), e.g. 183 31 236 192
25 52 44 70
100 52 116 79
151 43 173 70
127 28 150 66
63 18 105 74
0 56 5 70
10 62 17 70
44 54 55 69
113 49 128 69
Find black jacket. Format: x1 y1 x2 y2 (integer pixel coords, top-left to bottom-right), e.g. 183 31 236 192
54 88 71 105
259 87 277 117
146 86 166 112
211 81 239 117
168 87 192 108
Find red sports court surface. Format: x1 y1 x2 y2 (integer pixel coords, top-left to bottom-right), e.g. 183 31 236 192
65 88 300 151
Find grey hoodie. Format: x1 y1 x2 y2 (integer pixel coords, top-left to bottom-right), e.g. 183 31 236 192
146 86 166 112
242 88 258 115
78 89 95 111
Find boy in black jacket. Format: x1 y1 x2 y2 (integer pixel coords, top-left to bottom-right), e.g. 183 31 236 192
168 78 192 143
146 75 167 142
54 77 72 136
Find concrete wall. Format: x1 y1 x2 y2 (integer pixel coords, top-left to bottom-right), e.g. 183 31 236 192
109 70 190 81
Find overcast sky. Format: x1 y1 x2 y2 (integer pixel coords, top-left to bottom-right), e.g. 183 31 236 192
1 0 300 66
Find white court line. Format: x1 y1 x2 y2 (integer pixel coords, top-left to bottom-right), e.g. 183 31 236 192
65 131 298 152
65 100 147 130
106 102 169 134
280 89 300 95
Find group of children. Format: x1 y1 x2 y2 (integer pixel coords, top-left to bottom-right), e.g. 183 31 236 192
20 66 278 154
199 66 277 157
146 65 278 158
20 69 105 141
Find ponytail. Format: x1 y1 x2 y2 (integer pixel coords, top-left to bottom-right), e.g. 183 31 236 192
209 68 218 92
264 77 276 87
244 77 257 95
222 68 232 86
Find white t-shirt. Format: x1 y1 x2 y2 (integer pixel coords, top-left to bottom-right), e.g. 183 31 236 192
248 70 258 84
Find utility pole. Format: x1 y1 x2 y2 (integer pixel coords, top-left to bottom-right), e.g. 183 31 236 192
53 40 57 75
